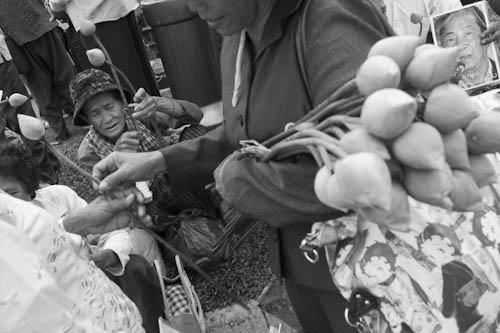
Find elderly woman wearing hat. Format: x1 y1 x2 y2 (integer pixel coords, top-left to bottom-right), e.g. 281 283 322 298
70 68 204 168
92 1 392 331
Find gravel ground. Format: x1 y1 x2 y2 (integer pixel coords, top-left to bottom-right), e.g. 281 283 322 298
51 118 274 312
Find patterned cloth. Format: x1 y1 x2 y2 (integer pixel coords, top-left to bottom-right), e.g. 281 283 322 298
86 113 164 159
165 284 191 318
0 0 57 45
0 190 145 332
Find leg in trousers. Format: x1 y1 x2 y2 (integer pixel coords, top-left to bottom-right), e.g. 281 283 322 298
106 254 164 333
21 29 74 140
285 278 356 333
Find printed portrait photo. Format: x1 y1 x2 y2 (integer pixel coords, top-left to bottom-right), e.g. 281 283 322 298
431 2 500 92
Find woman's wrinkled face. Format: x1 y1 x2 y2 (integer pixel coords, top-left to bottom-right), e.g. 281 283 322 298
0 175 30 201
186 0 258 36
83 92 126 142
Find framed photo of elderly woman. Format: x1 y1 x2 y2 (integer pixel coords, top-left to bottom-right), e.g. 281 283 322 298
430 1 500 93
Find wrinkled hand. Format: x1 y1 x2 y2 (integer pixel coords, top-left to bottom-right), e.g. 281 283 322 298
64 187 151 236
114 131 143 152
131 88 158 121
92 151 166 192
481 21 500 45
89 249 121 270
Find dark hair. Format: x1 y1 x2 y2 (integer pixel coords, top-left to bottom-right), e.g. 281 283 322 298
435 6 487 44
0 143 40 197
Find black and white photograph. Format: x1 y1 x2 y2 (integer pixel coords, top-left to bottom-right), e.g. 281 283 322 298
431 1 500 91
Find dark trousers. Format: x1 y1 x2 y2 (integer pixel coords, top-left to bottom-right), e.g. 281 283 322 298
285 279 355 333
21 29 74 139
105 255 164 333
0 58 35 133
82 12 159 96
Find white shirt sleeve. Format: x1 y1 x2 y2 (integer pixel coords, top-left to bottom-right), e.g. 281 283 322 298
97 229 133 276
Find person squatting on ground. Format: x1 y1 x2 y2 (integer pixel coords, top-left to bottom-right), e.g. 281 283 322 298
0 0 74 141
72 68 220 236
0 143 164 333
91 0 393 331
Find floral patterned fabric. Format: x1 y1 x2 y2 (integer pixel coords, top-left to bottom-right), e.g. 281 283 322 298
0 191 145 332
327 182 500 333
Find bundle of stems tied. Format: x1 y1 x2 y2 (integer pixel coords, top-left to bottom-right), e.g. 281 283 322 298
242 35 500 233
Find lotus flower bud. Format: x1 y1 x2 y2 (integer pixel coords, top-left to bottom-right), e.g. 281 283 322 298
86 48 106 67
450 170 483 212
469 154 497 188
8 93 28 107
442 130 470 169
424 84 479 133
80 19 96 36
392 122 445 170
334 152 392 211
359 182 411 232
368 36 419 71
314 166 350 212
405 45 460 91
466 112 500 154
404 164 454 209
17 114 45 141
410 13 424 24
356 56 401 96
361 88 417 139
339 128 390 159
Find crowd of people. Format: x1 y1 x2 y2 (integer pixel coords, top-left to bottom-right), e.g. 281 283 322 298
3 0 500 332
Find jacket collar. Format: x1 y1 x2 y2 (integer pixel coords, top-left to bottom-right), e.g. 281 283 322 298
255 0 304 60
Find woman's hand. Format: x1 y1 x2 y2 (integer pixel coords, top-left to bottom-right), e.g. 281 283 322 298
481 21 500 45
131 88 158 121
114 131 142 152
92 151 166 192
63 187 151 236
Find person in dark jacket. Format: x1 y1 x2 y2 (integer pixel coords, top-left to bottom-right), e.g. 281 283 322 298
91 0 393 331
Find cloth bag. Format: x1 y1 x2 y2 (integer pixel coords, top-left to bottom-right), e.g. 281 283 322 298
316 184 500 333
155 256 205 333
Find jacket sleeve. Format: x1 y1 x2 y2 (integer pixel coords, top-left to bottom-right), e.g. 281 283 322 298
215 0 392 228
160 124 234 194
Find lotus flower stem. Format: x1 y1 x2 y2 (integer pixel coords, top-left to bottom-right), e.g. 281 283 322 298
45 139 101 186
307 145 323 168
91 35 128 109
317 145 334 172
143 228 250 311
263 93 363 148
105 60 137 95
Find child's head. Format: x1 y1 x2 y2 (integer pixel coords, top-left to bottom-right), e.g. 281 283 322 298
70 69 131 142
0 143 40 200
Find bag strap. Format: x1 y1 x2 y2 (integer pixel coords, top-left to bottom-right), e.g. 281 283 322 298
295 0 313 109
154 259 172 319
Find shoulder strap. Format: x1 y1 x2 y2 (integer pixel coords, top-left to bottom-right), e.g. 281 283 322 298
295 0 314 109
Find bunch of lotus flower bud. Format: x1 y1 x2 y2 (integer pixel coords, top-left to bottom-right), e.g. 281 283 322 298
258 35 500 232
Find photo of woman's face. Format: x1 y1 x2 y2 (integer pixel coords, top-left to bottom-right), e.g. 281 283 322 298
440 13 487 73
